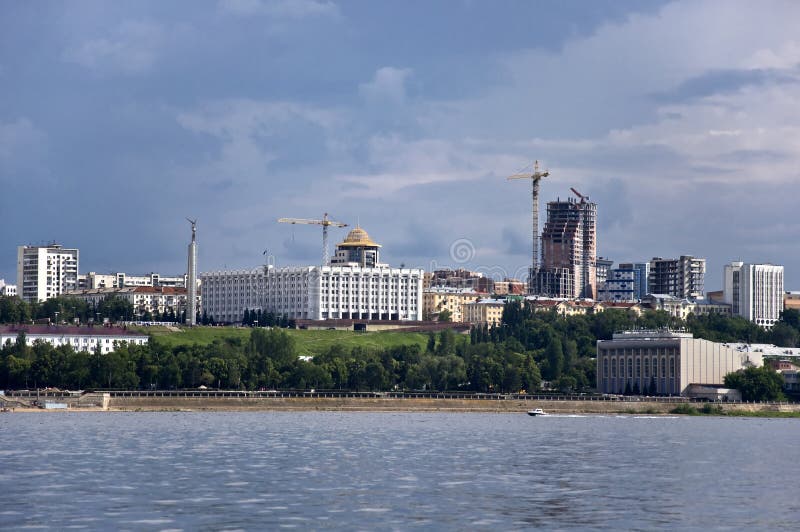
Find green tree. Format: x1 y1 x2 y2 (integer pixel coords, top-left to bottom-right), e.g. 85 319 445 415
724 366 785 402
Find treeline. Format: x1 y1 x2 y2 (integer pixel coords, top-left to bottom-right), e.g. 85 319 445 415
0 294 171 324
3 298 799 393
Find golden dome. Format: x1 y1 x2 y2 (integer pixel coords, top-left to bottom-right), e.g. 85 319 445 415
339 226 381 247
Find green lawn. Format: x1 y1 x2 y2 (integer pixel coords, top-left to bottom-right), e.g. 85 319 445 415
137 326 430 357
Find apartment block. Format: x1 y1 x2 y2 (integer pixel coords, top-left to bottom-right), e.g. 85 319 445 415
648 256 705 300
16 244 79 302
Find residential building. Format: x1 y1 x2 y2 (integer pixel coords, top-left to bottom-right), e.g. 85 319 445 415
16 244 79 302
535 196 597 298
493 279 526 295
618 262 650 300
0 325 148 354
201 227 424 323
428 269 494 293
784 291 800 312
0 279 17 297
597 329 763 396
65 286 189 318
595 257 613 287
723 262 784 328
463 298 506 327
423 287 481 322
598 268 635 303
648 256 705 300
642 294 696 320
78 271 188 289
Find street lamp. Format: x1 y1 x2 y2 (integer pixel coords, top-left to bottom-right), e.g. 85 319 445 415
54 311 59 325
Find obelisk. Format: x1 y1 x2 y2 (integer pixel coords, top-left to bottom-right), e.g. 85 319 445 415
186 218 197 326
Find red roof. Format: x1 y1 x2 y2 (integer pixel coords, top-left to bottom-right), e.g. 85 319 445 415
0 325 147 337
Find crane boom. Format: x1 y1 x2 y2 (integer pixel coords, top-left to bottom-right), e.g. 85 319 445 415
507 160 550 295
570 187 587 202
278 212 348 265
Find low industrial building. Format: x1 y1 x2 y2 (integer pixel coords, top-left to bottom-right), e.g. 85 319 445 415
596 330 764 396
0 325 148 354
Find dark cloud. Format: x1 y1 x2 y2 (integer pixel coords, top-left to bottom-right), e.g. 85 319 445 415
652 67 799 103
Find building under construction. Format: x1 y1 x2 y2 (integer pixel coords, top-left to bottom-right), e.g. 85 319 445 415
534 195 597 299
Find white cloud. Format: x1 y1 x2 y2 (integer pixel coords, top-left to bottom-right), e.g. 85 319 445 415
219 0 340 19
359 67 413 105
63 20 164 75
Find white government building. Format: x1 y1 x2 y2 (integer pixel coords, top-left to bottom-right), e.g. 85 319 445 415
201 227 424 323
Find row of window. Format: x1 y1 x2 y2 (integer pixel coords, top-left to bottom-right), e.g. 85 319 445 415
602 357 676 379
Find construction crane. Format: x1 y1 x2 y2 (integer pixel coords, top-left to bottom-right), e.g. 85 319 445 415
277 213 348 266
570 187 588 202
508 160 551 288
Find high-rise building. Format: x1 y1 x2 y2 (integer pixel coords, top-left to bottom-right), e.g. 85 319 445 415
535 196 597 298
618 262 650 300
648 256 705 300
598 268 636 303
723 262 784 328
595 257 614 288
16 244 79 302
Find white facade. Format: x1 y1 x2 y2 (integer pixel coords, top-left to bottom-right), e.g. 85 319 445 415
0 325 148 354
79 272 188 289
724 262 784 328
201 265 424 323
17 244 79 302
66 286 189 317
0 279 17 297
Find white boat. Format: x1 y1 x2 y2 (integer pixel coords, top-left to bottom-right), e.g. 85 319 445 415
527 408 547 416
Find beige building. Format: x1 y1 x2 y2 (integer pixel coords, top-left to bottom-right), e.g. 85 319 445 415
66 286 189 317
464 298 506 327
423 288 481 322
597 330 763 396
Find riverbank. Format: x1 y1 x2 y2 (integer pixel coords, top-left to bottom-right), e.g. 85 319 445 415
5 395 799 416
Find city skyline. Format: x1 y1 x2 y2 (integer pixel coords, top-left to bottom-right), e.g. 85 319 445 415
2 1 799 291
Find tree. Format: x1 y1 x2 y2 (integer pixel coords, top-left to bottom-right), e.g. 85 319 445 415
724 366 785 402
438 309 452 322
544 338 564 381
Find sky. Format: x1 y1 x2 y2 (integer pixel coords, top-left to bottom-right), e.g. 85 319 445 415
2 0 800 292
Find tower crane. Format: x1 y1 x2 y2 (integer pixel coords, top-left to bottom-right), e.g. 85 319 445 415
277 213 348 266
570 187 588 202
508 160 551 292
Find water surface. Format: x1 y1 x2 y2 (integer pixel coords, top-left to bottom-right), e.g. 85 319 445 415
1 412 798 530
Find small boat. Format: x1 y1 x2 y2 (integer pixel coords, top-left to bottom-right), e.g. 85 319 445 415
527 408 547 416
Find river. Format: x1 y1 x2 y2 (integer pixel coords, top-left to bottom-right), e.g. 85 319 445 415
1 412 798 530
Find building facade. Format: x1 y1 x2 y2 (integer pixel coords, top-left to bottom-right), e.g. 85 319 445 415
65 286 189 318
618 262 650 300
597 330 763 396
423 287 481 322
78 272 188 290
595 257 613 288
0 325 148 354
648 256 705 300
17 244 79 302
723 262 784 328
0 279 17 297
201 227 424 324
535 197 597 299
598 268 636 303
463 298 506 327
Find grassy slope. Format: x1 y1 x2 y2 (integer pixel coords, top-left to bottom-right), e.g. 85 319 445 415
138 326 430 357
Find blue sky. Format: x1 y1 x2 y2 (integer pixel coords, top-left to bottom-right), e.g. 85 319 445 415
2 0 799 291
